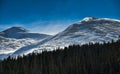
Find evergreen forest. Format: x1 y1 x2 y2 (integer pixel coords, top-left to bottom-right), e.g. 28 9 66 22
0 40 120 74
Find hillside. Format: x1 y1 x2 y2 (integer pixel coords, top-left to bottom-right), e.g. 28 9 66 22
0 39 120 74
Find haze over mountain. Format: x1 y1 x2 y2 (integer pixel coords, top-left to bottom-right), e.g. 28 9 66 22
0 17 120 60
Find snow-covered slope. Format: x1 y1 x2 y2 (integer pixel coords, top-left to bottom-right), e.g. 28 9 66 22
0 27 51 60
1 17 120 59
0 36 37 60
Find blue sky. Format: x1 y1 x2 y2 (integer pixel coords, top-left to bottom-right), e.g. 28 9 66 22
0 0 120 35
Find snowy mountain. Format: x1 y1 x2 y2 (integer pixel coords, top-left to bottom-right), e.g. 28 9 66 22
30 17 120 52
0 17 120 60
0 26 50 39
0 27 51 60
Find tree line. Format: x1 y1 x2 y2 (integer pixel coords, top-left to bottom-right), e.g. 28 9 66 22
0 40 120 74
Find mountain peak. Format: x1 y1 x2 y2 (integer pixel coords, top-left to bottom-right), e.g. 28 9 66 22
3 26 29 33
61 17 120 37
82 17 98 21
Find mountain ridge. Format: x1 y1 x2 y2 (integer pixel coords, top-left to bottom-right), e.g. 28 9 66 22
0 17 120 59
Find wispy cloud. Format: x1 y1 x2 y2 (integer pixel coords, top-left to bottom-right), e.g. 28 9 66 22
26 20 77 35
28 24 67 35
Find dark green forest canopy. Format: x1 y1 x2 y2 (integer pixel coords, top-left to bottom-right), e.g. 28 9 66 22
0 40 120 74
